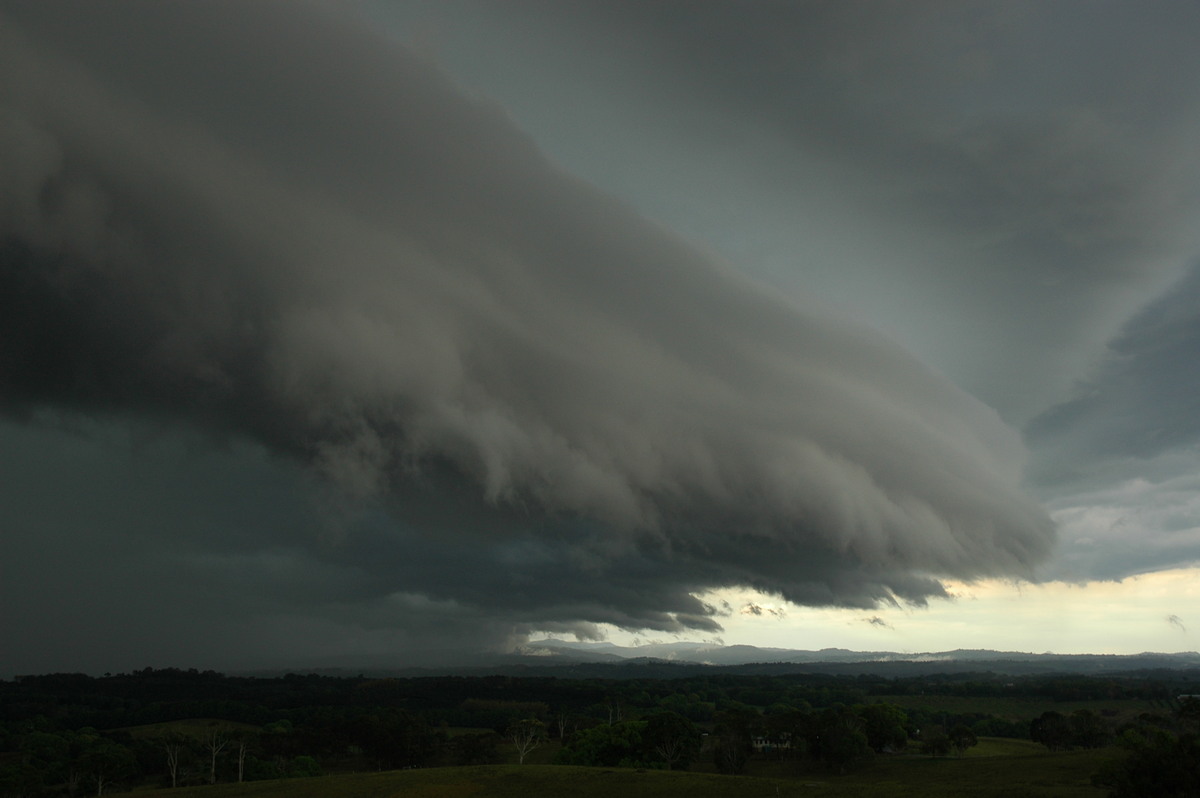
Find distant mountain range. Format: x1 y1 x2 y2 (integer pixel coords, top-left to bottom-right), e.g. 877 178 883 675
248 641 1200 679
497 639 1200 676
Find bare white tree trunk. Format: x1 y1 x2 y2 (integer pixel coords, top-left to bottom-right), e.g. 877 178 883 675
507 719 545 765
206 731 229 785
237 740 248 782
164 742 182 788
655 739 683 770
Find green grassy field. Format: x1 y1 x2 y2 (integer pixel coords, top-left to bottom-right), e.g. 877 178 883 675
128 744 1120 798
829 746 1118 797
965 736 1044 757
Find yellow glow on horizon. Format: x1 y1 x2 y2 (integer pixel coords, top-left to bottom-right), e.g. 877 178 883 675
582 566 1200 655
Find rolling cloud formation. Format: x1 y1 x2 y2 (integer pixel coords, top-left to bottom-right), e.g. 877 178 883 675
0 2 1056 665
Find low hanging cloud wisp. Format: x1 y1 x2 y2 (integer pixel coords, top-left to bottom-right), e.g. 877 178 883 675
0 2 1054 646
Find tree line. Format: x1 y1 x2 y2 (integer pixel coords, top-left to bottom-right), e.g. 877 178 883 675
1 667 1197 796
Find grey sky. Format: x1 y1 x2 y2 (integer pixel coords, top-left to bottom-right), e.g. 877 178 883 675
367 1 1200 422
2 1 1198 675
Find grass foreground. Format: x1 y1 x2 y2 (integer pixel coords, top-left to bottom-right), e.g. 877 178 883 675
130 745 1119 798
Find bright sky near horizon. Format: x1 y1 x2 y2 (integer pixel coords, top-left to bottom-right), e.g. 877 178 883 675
599 570 1200 656
2 1 1199 676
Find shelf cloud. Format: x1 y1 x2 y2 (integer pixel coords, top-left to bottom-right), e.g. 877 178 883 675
0 1 1062 670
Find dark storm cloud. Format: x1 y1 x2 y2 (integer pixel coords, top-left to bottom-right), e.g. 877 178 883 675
1027 261 1200 582
459 0 1200 422
452 0 1200 590
739 604 784 619
1029 261 1200 482
0 1 1054 671
1045 470 1200 583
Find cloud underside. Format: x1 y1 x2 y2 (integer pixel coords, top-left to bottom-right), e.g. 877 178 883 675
0 2 1053 661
